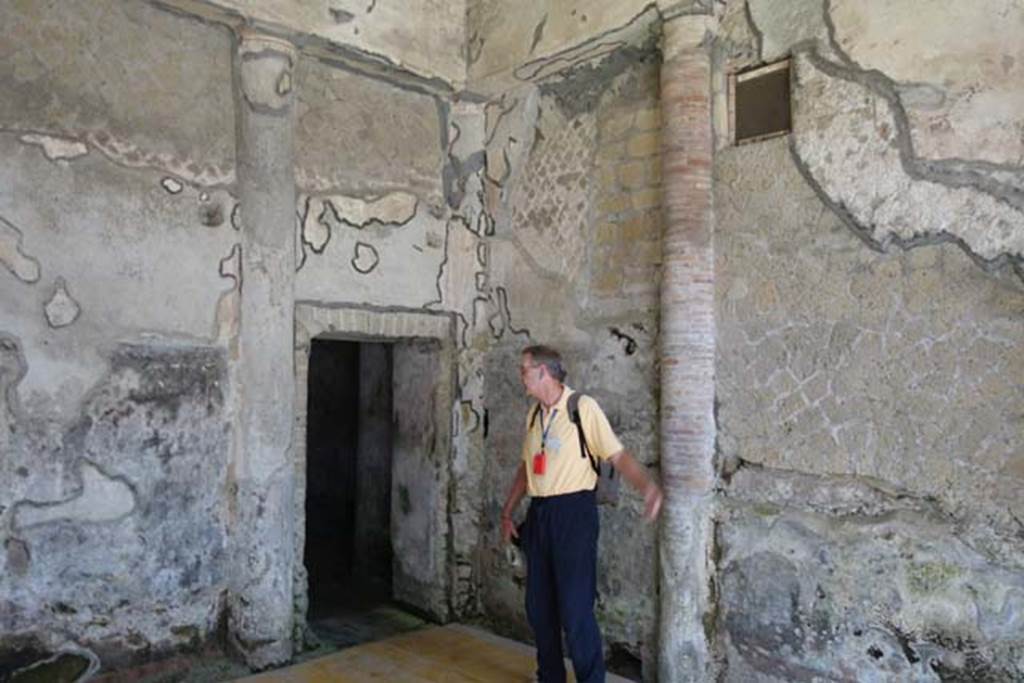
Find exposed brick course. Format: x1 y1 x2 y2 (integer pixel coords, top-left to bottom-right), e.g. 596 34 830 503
657 16 717 682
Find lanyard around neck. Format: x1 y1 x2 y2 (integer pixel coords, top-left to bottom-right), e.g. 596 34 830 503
539 408 558 450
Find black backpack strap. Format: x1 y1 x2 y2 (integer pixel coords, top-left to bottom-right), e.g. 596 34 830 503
568 393 600 475
528 402 542 430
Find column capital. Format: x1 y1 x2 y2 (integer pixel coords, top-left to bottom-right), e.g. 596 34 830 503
237 29 296 59
237 30 296 113
660 13 717 61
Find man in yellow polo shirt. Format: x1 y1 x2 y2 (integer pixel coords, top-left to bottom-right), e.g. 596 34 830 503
500 345 663 683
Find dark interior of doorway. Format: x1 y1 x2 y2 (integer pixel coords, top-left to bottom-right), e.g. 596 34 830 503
304 339 424 649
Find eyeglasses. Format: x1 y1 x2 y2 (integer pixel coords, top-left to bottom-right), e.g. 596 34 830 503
518 363 541 377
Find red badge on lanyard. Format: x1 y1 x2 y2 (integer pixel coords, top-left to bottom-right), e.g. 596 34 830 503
533 450 546 475
533 408 557 476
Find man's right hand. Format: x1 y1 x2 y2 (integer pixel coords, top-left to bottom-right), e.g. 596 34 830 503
502 463 528 544
501 514 518 544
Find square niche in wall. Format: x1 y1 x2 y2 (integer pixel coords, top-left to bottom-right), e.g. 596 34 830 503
730 58 792 145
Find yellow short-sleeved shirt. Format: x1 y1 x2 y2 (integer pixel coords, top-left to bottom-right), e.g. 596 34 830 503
521 386 624 497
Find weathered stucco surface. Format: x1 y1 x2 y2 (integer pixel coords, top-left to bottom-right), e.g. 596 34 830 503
720 467 1024 682
3 0 1023 680
466 0 709 94
0 0 485 673
3 345 229 665
0 0 235 186
717 140 1024 527
295 57 445 198
468 0 655 87
829 0 1024 169
480 49 664 676
0 0 238 666
714 0 1024 678
161 0 466 88
293 54 449 308
743 0 1024 261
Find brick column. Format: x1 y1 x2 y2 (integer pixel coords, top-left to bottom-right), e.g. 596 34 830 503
229 31 297 670
658 13 717 683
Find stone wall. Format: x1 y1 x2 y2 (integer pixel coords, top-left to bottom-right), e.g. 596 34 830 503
479 48 664 676
0 0 489 672
0 0 236 667
4 0 1022 679
713 1 1024 679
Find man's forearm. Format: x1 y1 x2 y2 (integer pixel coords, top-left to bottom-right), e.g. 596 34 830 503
611 450 663 521
502 462 528 518
610 450 655 494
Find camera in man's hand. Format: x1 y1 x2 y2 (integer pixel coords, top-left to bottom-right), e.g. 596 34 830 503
512 520 527 549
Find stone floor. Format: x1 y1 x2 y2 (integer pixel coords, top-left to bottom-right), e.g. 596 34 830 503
91 599 428 683
85 586 637 683
235 624 632 683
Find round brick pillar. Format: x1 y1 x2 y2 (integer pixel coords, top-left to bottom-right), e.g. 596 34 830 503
657 13 718 683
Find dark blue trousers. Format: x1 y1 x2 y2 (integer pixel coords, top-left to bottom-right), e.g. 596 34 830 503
524 489 605 683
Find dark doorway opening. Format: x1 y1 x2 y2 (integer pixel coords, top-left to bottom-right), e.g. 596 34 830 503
304 339 421 647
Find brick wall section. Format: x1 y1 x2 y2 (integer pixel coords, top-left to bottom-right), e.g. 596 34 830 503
593 101 663 301
660 44 715 497
657 16 717 683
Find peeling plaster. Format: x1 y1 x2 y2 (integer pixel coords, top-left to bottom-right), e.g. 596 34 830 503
215 244 241 343
218 244 242 287
19 649 100 682
530 15 549 54
18 133 89 162
424 216 458 310
609 326 638 355
352 241 380 273
161 177 184 194
790 52 1024 265
14 461 136 529
84 128 234 187
301 197 331 253
0 332 27 421
747 0 827 61
0 128 235 189
43 278 81 329
300 191 419 255
740 1 1024 271
0 216 42 284
512 4 659 84
331 191 419 226
828 0 1024 168
494 287 531 341
484 90 539 190
159 0 464 89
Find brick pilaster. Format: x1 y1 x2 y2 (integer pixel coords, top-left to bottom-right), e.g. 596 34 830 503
657 13 717 683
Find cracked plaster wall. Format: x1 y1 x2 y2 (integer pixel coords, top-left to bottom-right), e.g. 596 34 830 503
1 0 672 673
293 53 449 308
466 0 713 95
1 0 235 186
479 50 664 677
168 0 467 88
289 54 495 624
7 0 1022 678
713 1 1024 679
0 0 239 668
